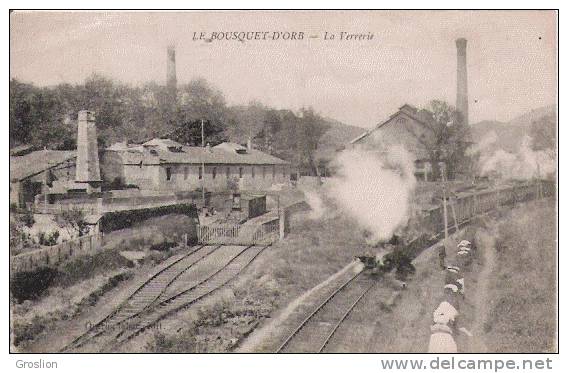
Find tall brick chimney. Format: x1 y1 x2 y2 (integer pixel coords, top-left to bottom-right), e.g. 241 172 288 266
456 38 469 125
75 110 101 193
167 45 177 97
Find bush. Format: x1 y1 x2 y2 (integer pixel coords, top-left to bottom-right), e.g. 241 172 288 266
20 210 35 228
149 241 177 252
10 267 59 303
76 271 134 309
12 315 49 346
101 203 198 233
55 249 134 287
38 231 59 246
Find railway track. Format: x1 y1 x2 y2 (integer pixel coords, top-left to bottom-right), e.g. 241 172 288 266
273 203 509 353
276 270 375 353
62 244 268 352
273 210 488 354
104 244 268 350
61 244 220 352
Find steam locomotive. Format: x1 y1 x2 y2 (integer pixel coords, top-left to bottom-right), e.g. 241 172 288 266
356 180 554 279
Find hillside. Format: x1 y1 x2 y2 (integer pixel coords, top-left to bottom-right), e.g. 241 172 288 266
471 104 556 153
315 118 365 162
223 106 365 163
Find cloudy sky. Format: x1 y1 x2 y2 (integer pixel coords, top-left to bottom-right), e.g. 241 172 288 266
10 10 557 128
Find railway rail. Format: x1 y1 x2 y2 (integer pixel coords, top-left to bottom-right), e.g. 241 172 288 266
107 244 268 349
276 271 375 353
59 181 552 353
62 244 268 352
61 244 218 351
275 182 554 353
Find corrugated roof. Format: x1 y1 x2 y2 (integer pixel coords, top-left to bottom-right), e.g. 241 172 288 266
118 140 288 166
10 150 76 181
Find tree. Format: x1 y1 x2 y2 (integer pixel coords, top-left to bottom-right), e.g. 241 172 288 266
170 79 228 146
56 208 89 237
296 108 329 176
10 79 36 146
531 113 556 161
405 100 473 180
9 75 332 172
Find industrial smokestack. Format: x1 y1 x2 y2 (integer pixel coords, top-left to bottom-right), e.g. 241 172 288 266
456 38 469 126
75 110 101 193
167 45 177 97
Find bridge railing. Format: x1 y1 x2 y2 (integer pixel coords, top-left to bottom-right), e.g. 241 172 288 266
198 217 280 245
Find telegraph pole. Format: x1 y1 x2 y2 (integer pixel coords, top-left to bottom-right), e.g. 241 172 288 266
536 162 542 199
441 165 449 239
201 119 206 208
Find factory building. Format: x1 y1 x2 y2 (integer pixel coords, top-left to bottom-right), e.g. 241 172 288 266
349 104 435 180
349 37 471 181
9 150 76 208
9 110 101 207
103 139 290 192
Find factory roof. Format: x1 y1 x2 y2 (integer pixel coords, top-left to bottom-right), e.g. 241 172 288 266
116 139 289 166
143 138 184 148
350 104 431 145
10 149 76 182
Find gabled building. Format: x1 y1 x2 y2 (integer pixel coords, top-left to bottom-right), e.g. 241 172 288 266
102 139 290 192
9 149 76 207
349 104 436 180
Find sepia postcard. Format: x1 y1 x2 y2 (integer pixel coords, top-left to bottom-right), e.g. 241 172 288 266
8 8 558 365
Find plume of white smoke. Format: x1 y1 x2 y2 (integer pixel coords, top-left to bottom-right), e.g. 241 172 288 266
304 189 327 220
466 130 497 157
323 144 417 243
479 135 555 179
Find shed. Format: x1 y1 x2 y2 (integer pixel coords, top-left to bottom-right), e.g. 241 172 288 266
240 194 266 219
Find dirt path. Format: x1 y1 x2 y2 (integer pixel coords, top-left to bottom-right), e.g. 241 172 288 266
465 228 496 353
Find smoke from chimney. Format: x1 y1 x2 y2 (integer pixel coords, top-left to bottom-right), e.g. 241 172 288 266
167 45 177 96
456 38 469 125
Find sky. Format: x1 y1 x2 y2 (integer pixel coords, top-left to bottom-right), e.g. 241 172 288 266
10 10 557 128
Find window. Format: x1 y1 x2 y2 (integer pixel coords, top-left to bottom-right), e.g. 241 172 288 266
252 166 255 178
184 167 188 180
166 167 172 181
262 166 266 179
282 166 286 177
239 167 243 179
198 166 202 180
272 165 276 178
226 167 230 178
212 167 217 179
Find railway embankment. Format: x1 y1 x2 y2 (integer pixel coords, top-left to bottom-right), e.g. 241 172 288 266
365 198 556 353
469 198 556 353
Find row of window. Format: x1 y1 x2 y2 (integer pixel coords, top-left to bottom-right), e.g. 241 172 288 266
165 165 287 181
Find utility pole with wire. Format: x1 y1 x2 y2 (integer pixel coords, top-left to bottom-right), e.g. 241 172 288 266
201 119 206 208
441 164 449 239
